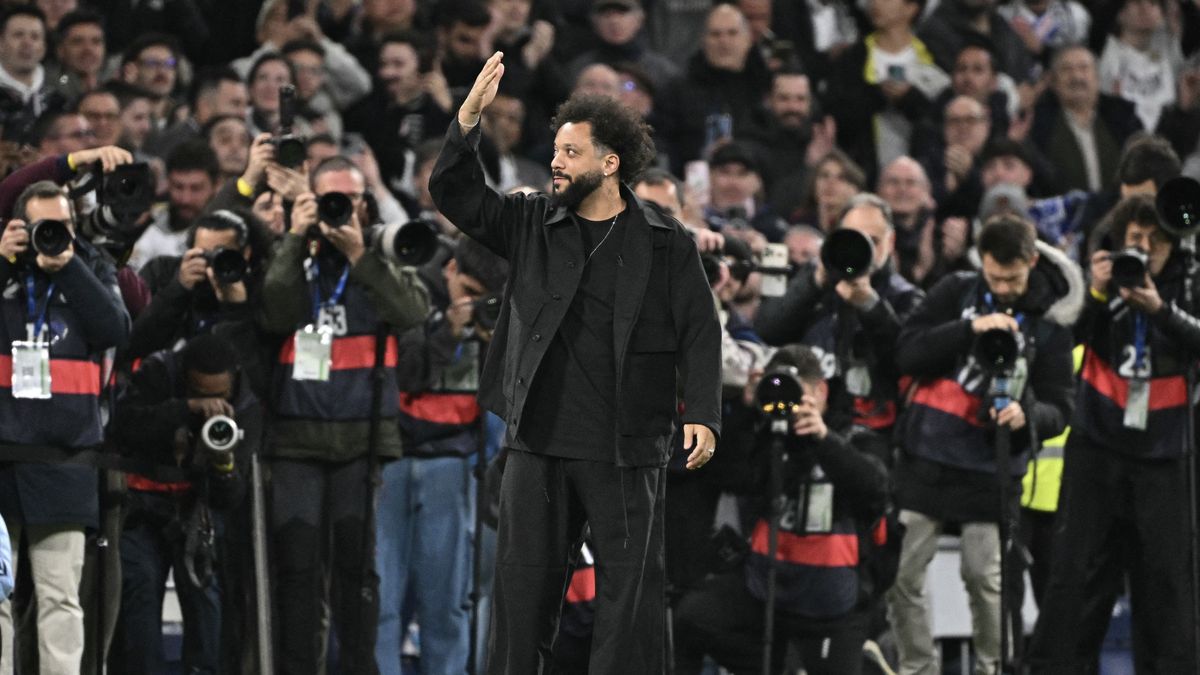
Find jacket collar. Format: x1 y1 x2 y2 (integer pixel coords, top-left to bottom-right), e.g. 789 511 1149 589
545 183 673 231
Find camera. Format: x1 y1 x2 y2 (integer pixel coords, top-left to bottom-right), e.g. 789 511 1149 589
204 247 247 285
271 84 306 169
820 228 874 283
198 414 242 474
755 366 805 419
473 293 502 332
972 327 1027 411
368 220 439 266
80 162 155 253
25 219 72 257
317 192 354 227
1110 248 1148 288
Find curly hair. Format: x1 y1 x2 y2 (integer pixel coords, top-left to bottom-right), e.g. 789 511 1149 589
551 94 656 184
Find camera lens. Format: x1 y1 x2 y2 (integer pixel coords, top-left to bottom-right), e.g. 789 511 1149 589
755 367 805 417
207 420 233 446
28 219 71 257
473 294 501 331
207 247 246 285
317 192 354 227
820 229 875 282
370 220 438 266
973 328 1020 372
275 136 306 169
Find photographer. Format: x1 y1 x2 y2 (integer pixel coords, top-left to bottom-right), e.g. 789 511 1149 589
1027 194 1200 672
126 141 222 271
259 155 429 674
0 180 130 674
756 193 924 433
888 216 1078 675
673 345 890 675
127 209 271 368
376 236 507 674
109 332 260 675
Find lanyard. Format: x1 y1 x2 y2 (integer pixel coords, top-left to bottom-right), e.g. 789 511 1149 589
1133 311 1147 373
305 257 349 325
24 275 55 342
984 292 1024 328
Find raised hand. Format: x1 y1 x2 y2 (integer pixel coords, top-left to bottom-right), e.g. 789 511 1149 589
458 51 505 130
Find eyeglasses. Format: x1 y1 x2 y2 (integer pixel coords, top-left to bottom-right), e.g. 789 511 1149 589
139 57 177 71
48 129 95 141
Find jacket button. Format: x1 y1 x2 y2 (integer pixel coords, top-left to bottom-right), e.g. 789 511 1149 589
517 377 524 385
531 333 541 341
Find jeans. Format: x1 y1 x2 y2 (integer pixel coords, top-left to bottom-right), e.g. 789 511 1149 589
115 490 221 675
375 456 475 675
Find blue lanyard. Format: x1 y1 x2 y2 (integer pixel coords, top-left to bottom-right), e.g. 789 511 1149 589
1133 311 1147 373
305 258 349 325
24 275 55 342
984 293 1024 328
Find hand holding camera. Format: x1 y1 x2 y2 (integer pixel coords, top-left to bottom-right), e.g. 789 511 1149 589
241 133 275 189
835 275 878 309
178 248 209 290
0 219 28 260
990 401 1026 430
1089 249 1113 295
1119 275 1164 314
187 396 234 419
791 395 828 440
971 312 1020 334
446 296 475 338
69 145 133 173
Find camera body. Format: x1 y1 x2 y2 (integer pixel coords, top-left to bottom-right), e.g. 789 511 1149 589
972 327 1028 410
317 192 354 228
472 293 502 332
1110 247 1149 288
80 162 155 256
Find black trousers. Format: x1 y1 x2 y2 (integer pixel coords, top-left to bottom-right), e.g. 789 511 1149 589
488 450 666 675
673 571 870 675
1026 435 1196 674
269 457 379 675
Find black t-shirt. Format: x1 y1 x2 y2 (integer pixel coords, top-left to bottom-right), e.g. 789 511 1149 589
517 209 628 461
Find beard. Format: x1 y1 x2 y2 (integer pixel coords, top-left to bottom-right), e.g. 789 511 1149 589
549 169 605 210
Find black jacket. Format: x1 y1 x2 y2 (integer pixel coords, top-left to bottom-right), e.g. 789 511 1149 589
1029 91 1142 193
430 120 723 467
756 262 924 429
113 349 261 511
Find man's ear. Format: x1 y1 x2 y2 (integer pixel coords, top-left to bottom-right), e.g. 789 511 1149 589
604 153 620 178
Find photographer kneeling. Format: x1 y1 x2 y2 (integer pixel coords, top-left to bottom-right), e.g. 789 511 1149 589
110 333 260 674
888 217 1078 675
673 344 890 675
1027 194 1200 672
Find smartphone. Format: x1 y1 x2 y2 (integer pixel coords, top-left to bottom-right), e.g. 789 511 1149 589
887 64 906 82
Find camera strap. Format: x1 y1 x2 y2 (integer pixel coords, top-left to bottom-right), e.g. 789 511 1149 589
11 276 55 400
1125 312 1150 430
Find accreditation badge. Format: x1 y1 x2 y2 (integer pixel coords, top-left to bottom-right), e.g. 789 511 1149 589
844 362 872 397
1123 378 1149 431
11 340 50 399
292 324 333 382
797 480 834 534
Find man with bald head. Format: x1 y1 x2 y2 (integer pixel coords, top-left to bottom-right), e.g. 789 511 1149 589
572 62 623 99
878 157 940 282
1030 45 1141 192
666 3 771 167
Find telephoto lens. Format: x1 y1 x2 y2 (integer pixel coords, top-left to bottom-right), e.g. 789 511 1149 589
369 220 439 266
200 414 242 453
820 228 875 282
317 192 354 228
204 247 247 285
26 219 72 257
